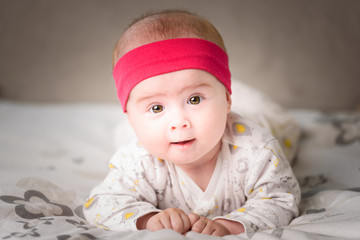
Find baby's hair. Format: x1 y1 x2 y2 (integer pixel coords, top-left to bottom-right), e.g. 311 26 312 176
112 9 226 68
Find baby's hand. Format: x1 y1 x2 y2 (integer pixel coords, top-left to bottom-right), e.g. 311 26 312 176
139 208 191 234
188 213 231 236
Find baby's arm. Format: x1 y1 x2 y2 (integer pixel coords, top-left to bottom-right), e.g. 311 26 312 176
213 218 244 235
215 139 301 232
83 147 163 231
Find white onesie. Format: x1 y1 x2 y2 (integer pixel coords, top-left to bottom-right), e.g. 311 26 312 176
84 112 301 233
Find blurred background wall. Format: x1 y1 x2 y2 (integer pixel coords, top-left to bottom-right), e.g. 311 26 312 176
0 0 359 110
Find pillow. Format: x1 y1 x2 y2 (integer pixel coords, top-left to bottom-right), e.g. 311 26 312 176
231 79 300 163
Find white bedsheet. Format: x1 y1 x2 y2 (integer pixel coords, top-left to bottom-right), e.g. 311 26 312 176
1 101 359 239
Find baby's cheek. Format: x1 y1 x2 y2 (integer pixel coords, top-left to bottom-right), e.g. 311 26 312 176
138 128 166 153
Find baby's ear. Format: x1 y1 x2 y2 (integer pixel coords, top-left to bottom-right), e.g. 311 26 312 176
226 91 232 113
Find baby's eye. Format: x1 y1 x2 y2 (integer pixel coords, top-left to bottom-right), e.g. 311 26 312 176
188 96 203 105
150 104 164 113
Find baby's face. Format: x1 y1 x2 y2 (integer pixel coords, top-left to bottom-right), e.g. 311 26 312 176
126 69 231 169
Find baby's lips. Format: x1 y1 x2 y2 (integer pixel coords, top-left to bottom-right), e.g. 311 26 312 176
171 139 195 145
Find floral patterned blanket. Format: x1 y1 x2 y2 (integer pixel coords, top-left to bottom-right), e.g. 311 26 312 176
0 101 359 239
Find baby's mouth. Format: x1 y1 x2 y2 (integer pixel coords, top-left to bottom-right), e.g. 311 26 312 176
171 139 195 145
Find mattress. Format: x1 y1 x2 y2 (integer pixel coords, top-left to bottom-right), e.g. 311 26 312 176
0 99 359 239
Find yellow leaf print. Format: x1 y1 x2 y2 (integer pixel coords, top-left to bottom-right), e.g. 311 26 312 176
96 223 109 230
125 212 135 220
233 122 251 136
235 123 246 133
274 158 279 167
237 208 246 212
84 197 94 208
108 163 115 169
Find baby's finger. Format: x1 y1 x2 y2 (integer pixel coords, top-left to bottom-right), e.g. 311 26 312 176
181 213 191 232
191 217 207 233
200 220 216 235
188 212 200 226
170 212 186 233
147 215 168 231
159 215 172 230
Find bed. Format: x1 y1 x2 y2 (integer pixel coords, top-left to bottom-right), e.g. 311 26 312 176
1 79 359 240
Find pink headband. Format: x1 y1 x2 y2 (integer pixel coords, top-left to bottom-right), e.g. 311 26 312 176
113 38 231 112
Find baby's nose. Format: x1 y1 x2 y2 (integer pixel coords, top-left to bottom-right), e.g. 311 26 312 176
170 118 191 130
171 121 190 130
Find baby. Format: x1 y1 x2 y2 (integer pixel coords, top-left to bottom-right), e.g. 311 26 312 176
84 9 301 236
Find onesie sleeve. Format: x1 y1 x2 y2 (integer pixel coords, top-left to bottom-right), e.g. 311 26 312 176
83 145 162 231
215 138 301 233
